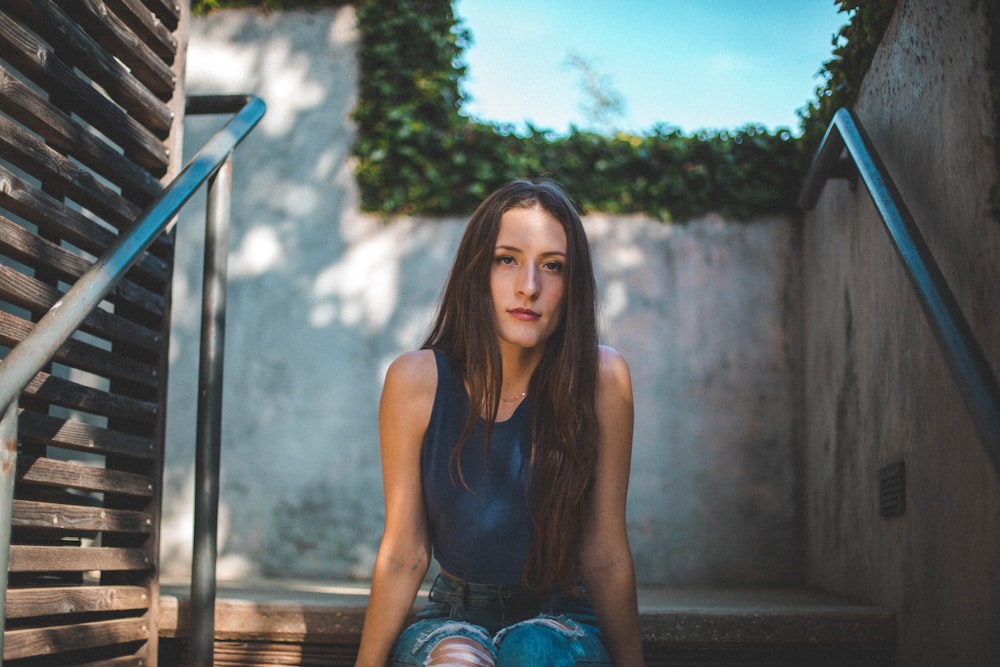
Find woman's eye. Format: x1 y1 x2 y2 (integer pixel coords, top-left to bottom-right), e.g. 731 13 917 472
543 260 564 272
495 255 515 265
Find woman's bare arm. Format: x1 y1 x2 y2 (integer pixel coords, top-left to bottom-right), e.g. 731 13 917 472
579 346 645 666
355 350 437 667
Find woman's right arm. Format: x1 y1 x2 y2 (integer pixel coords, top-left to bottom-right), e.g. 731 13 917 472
355 350 437 667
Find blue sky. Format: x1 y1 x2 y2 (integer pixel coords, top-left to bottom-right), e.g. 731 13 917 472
453 0 848 136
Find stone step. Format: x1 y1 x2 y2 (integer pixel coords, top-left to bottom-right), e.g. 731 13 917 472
637 587 895 665
158 580 895 666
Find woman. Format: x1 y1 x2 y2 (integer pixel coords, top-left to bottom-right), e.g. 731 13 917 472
355 180 644 666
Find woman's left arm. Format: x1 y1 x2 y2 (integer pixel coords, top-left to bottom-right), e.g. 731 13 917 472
580 346 645 666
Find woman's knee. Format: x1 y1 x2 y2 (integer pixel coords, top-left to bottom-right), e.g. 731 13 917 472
426 636 496 666
391 619 497 667
497 618 581 667
495 616 607 666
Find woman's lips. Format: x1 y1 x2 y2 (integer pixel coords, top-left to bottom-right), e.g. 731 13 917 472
508 308 540 321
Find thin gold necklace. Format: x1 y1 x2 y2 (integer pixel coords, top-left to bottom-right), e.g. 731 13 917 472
499 391 527 402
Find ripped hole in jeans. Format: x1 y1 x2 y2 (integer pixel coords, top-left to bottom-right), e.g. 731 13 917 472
425 635 496 667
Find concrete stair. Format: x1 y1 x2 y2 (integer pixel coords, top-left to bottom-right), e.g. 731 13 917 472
637 587 894 665
158 580 895 666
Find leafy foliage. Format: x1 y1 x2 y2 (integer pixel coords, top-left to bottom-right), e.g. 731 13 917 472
351 0 809 220
798 0 998 219
351 0 475 214
797 0 897 160
191 0 903 222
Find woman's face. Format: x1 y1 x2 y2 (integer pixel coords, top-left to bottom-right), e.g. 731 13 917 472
490 205 568 355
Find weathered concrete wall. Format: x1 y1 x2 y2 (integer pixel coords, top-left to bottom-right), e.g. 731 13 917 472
801 0 1000 663
162 7 802 587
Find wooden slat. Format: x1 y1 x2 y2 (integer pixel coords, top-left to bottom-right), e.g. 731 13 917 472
0 165 135 271
161 598 370 644
0 312 159 388
3 616 150 659
0 10 169 172
22 372 158 423
0 169 170 290
71 657 147 667
65 0 178 91
0 114 149 234
17 410 155 461
16 455 152 499
211 642 359 667
0 66 163 203
0 266 162 353
139 0 181 30
12 500 152 534
8 545 152 573
6 0 174 133
17 457 155 498
0 217 166 319
6 585 151 619
103 0 180 56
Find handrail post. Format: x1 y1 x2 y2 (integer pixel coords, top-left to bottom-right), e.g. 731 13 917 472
0 399 19 660
189 155 234 667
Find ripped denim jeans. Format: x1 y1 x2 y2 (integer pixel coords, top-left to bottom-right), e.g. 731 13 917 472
388 573 611 666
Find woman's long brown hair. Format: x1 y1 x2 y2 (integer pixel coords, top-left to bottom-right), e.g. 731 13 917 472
423 179 599 594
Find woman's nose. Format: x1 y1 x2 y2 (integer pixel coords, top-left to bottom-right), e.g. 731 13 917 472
517 265 540 298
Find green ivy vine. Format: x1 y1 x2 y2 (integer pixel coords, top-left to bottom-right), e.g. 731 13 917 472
193 0 911 222
349 0 822 221
798 0 897 160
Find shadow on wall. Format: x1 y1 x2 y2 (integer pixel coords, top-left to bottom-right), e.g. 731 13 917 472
164 6 399 581
162 7 803 587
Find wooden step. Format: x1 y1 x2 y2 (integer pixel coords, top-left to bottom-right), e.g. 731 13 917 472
158 580 895 666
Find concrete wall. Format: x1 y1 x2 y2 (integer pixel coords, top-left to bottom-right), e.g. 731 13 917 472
801 0 1000 663
162 7 803 588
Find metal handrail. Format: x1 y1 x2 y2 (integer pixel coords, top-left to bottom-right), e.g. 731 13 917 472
0 93 265 665
799 107 1000 476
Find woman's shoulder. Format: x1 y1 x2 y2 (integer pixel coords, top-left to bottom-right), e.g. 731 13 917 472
381 349 438 430
385 348 438 394
596 345 633 409
597 345 631 385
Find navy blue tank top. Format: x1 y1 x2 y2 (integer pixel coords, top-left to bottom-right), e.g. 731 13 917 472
421 349 534 585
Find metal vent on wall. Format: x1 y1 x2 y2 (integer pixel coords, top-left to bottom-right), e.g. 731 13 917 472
879 461 906 517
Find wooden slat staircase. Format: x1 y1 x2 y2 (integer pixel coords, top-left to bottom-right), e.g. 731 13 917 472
0 0 184 663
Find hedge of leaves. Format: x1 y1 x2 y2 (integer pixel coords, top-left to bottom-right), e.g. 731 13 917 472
193 0 901 221
352 0 808 221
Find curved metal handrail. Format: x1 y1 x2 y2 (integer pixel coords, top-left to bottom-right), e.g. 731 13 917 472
0 94 264 415
799 107 1000 476
0 93 265 665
